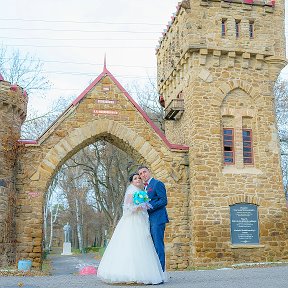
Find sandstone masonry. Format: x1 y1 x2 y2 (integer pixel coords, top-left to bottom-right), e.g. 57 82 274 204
157 0 288 266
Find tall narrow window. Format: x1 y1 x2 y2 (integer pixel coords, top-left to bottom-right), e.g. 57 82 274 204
223 128 234 164
242 129 253 164
235 20 241 38
249 21 254 38
221 19 227 37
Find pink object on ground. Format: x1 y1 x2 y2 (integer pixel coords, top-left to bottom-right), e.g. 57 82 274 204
79 266 97 275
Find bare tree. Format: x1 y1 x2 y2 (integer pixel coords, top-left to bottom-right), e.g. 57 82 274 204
57 164 89 253
0 45 50 95
43 174 65 251
0 45 74 140
274 78 288 139
126 79 164 131
21 96 73 139
68 141 137 235
274 78 288 200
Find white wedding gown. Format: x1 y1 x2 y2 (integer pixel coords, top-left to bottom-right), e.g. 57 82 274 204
97 184 166 284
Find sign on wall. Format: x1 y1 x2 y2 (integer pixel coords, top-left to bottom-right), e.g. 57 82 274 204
230 203 259 245
93 109 118 115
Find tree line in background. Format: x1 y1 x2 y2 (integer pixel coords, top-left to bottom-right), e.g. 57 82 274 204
1 47 287 254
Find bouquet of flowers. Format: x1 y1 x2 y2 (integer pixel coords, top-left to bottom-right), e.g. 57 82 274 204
133 190 152 210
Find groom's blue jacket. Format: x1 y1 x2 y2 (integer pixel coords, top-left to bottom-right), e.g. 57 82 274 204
147 178 169 225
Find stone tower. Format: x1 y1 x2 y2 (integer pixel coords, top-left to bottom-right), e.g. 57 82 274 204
0 74 27 265
157 0 288 266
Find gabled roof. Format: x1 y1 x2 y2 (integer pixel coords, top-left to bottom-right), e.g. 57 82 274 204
21 64 189 151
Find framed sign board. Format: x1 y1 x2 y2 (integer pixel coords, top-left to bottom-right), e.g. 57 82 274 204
230 203 259 245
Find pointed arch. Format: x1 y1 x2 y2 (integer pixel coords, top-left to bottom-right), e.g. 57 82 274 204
216 79 260 107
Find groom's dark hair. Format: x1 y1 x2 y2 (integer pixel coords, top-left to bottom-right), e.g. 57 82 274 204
137 165 149 171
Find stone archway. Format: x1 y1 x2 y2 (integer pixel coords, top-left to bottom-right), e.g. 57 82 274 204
15 66 190 270
29 119 173 184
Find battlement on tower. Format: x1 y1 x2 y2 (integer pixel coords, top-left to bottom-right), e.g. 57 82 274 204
156 0 285 102
156 1 277 52
201 0 275 7
0 78 28 123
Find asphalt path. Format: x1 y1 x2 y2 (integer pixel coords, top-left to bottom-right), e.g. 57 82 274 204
50 254 99 276
0 255 288 288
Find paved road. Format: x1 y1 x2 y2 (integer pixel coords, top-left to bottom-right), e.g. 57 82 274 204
0 255 288 288
50 254 99 276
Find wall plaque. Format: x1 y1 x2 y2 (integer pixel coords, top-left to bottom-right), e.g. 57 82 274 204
230 203 259 245
96 99 116 104
93 109 118 115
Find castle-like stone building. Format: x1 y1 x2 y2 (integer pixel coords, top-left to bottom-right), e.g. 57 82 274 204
156 0 287 266
0 0 287 269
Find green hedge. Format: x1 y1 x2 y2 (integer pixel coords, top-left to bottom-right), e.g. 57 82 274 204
84 246 101 253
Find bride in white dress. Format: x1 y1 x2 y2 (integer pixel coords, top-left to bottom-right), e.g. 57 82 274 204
97 173 166 285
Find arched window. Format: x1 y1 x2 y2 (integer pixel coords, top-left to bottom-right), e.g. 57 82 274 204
221 89 256 167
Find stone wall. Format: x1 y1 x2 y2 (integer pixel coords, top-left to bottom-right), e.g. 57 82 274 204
157 1 288 267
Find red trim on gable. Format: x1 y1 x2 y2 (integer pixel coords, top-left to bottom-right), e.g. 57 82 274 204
71 70 107 106
71 66 188 151
21 66 189 151
18 139 38 144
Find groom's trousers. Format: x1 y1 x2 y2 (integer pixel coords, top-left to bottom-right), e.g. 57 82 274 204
150 223 166 271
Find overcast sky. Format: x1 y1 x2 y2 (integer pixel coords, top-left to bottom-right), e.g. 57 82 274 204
0 0 179 113
0 0 287 115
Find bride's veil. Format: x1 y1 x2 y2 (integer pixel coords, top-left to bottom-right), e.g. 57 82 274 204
123 184 140 215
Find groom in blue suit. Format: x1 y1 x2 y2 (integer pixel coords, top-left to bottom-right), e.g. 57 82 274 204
138 165 169 272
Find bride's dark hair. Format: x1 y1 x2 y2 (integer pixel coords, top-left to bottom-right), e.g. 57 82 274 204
129 172 139 182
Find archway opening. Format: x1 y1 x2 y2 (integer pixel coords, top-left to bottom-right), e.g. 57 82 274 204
43 136 143 257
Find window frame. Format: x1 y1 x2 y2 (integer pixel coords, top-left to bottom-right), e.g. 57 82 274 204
242 129 254 165
235 20 241 38
221 19 227 37
249 21 254 39
223 128 235 165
